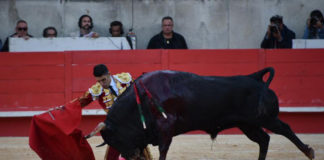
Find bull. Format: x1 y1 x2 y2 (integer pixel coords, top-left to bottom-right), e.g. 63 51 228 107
87 67 315 160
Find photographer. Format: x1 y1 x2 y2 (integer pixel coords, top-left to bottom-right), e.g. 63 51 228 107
261 15 295 49
303 10 324 39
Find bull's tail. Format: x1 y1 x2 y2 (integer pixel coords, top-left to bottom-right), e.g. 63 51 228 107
249 67 275 88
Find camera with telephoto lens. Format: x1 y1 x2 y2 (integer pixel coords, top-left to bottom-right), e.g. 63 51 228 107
269 15 282 34
270 24 279 33
310 16 320 27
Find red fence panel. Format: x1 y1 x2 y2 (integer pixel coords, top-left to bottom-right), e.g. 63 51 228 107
1 49 324 110
265 50 324 107
0 52 66 111
168 49 261 76
1 49 324 135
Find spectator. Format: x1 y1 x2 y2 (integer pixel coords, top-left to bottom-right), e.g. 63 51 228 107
303 9 324 39
147 16 188 49
261 15 295 49
0 39 2 51
70 14 99 38
43 26 57 38
1 20 33 52
109 21 124 37
109 21 133 49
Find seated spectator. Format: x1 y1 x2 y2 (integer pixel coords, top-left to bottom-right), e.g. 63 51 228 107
43 26 57 38
1 20 33 52
109 21 124 37
303 9 324 39
70 14 99 38
109 21 133 49
147 16 188 49
261 15 295 49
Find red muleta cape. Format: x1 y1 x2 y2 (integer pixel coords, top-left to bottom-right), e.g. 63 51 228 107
29 100 95 160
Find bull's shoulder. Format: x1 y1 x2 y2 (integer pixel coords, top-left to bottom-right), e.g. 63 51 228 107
88 82 103 97
113 72 132 84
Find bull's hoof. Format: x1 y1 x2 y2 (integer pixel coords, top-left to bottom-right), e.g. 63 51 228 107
305 145 315 160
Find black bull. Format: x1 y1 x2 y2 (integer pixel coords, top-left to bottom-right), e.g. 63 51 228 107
98 67 314 160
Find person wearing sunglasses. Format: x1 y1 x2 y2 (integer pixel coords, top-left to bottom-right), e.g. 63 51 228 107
1 19 33 52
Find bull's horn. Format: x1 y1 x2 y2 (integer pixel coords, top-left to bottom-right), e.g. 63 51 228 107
85 122 106 139
96 141 107 147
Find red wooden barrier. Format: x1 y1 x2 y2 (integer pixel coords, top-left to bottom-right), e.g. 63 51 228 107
0 49 324 136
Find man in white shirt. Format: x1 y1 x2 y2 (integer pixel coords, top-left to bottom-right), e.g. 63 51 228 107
70 14 99 38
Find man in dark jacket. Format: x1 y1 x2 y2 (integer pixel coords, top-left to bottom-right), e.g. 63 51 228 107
147 16 188 49
1 20 33 52
261 15 295 49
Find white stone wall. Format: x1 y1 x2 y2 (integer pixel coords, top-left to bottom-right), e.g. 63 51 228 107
0 0 323 49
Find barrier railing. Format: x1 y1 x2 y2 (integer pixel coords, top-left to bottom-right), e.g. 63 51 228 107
1 49 324 135
0 49 324 116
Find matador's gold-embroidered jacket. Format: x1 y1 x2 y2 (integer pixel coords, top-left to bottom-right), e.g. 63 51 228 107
78 72 132 113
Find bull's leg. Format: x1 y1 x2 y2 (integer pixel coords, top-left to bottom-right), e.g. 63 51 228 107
239 126 270 160
263 118 315 160
158 137 172 160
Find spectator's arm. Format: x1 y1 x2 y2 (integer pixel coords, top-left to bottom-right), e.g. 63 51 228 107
318 26 324 39
278 30 295 48
261 34 271 49
303 27 310 39
147 38 154 49
182 36 188 49
1 38 9 52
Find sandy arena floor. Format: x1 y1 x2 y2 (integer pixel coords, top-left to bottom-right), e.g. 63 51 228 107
0 134 323 160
